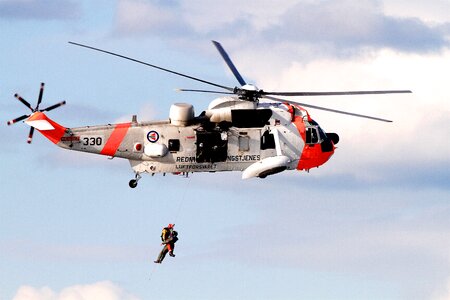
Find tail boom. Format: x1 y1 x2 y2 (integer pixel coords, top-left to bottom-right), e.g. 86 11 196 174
25 112 67 144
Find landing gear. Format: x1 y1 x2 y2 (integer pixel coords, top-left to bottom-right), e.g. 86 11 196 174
129 173 141 188
129 180 138 188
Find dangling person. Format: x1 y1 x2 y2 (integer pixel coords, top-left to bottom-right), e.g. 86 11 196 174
154 224 178 263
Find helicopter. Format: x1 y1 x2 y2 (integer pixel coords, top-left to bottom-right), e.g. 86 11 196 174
7 41 411 188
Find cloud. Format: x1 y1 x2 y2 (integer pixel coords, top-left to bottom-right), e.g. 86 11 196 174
383 0 450 24
0 0 81 20
279 161 450 191
196 184 450 298
113 0 295 38
12 281 140 300
114 0 191 37
434 278 450 300
261 0 448 54
113 0 450 56
252 48 450 172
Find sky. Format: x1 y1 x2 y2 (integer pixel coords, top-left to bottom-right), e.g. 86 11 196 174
0 0 449 299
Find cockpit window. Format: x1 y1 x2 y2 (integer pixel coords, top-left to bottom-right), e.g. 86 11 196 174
318 126 327 140
306 127 319 144
261 130 275 150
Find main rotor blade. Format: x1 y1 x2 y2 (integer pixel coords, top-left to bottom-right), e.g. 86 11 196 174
7 114 30 125
264 95 393 122
41 101 66 112
14 94 33 111
27 127 34 144
69 41 234 92
36 82 45 110
262 90 412 97
212 40 247 86
176 88 234 95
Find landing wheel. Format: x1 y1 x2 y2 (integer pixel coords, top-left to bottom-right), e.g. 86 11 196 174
129 179 138 188
129 173 141 188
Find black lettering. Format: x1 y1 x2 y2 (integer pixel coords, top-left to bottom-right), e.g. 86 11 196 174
175 156 197 163
82 136 103 146
227 155 263 162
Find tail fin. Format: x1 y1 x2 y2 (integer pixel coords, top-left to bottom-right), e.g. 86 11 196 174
25 112 67 144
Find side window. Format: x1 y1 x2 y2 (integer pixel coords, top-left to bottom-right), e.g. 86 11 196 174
238 136 250 151
168 139 180 152
306 127 319 144
260 130 275 150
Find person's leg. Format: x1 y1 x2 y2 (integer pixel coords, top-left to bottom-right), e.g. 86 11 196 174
169 243 175 257
155 245 169 263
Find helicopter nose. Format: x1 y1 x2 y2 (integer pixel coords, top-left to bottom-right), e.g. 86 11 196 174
320 133 339 153
327 133 339 145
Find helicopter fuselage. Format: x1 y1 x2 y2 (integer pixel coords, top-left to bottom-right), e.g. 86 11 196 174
27 97 337 180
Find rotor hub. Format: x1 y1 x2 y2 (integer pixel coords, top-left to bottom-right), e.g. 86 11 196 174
234 84 264 101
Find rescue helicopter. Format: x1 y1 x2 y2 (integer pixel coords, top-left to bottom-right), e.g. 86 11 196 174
7 41 411 188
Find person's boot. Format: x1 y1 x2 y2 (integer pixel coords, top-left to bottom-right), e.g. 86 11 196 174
169 251 175 257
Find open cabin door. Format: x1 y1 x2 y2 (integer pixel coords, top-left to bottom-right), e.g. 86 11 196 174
195 130 228 163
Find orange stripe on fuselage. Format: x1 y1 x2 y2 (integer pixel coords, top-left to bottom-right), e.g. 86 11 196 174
100 123 131 156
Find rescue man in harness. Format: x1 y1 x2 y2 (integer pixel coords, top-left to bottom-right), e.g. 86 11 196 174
154 224 178 264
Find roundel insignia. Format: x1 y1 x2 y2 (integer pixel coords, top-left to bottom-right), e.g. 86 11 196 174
147 130 159 143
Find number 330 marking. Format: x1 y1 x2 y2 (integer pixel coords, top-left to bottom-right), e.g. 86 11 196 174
83 137 103 146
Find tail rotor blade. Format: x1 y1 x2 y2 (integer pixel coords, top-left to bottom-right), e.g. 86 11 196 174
41 101 66 112
27 127 35 144
7 114 30 126
14 94 33 111
212 40 247 86
36 82 45 110
9 83 66 144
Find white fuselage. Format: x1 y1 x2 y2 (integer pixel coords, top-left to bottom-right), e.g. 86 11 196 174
58 99 305 177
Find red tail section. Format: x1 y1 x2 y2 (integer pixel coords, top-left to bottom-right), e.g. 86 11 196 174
25 112 67 144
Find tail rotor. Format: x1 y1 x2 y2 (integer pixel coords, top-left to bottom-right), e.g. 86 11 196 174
7 82 66 143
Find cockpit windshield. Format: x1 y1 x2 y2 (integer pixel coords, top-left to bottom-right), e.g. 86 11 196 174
306 125 328 145
306 127 319 144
